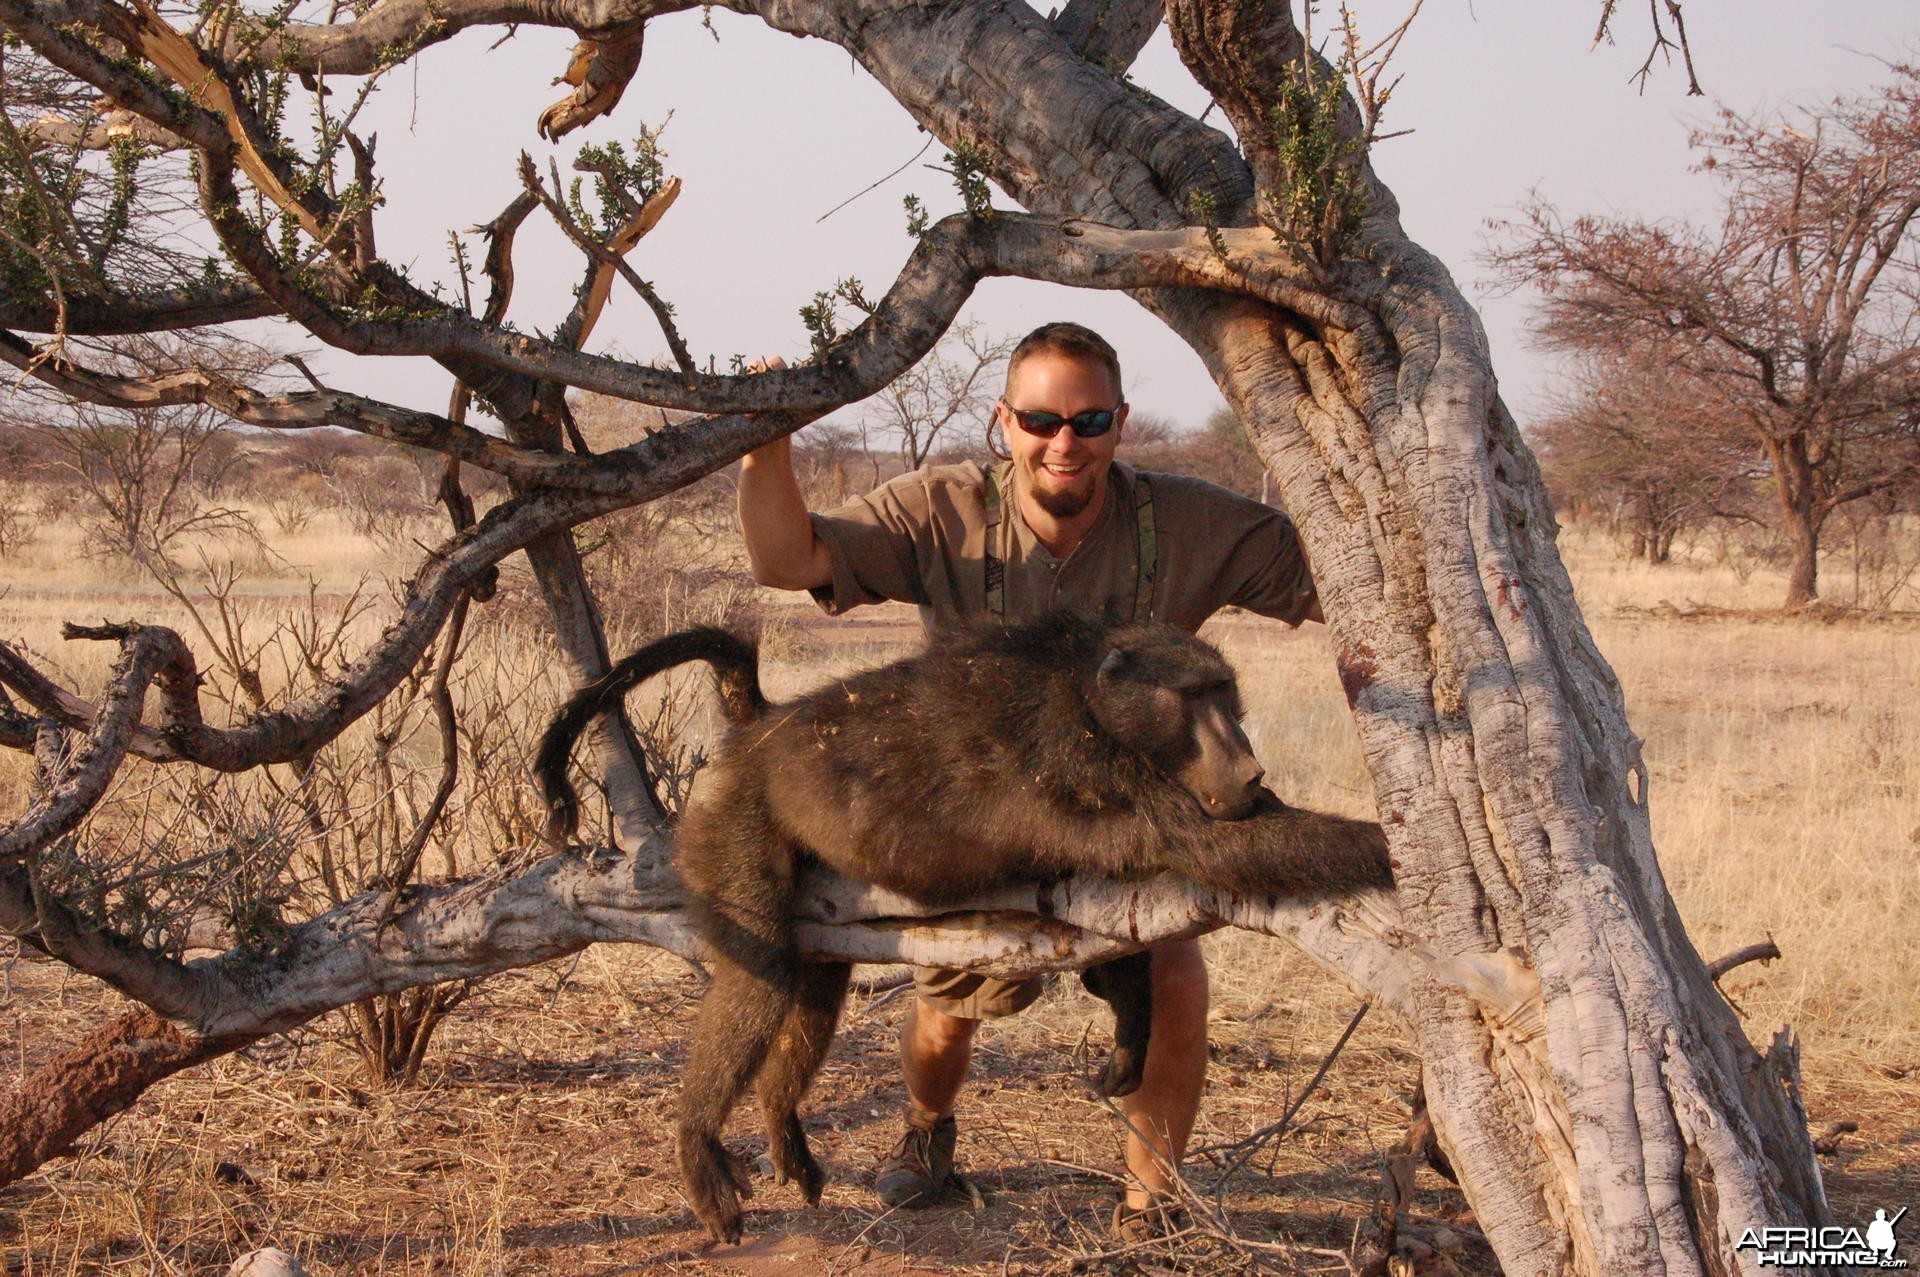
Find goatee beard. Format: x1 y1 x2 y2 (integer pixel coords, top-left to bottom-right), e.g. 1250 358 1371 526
1032 484 1093 520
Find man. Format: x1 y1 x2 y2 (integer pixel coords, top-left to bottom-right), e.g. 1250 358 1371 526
736 322 1320 1236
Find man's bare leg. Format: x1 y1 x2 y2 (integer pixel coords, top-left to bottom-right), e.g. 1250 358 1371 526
875 999 979 1207
1119 938 1209 1212
901 999 978 1121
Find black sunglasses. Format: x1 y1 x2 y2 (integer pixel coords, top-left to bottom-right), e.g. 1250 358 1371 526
1000 402 1123 439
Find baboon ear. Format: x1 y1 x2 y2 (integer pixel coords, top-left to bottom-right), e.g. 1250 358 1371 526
1097 647 1133 683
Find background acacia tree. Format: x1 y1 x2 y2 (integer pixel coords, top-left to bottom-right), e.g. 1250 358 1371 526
1494 67 1920 608
854 319 1012 476
1531 354 1759 564
0 2 1848 1273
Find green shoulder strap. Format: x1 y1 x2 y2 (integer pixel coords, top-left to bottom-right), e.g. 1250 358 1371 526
982 463 1005 619
1131 472 1157 623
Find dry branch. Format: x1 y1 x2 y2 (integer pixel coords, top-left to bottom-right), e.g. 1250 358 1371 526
0 1005 252 1187
537 30 647 140
0 624 204 860
1707 941 1782 980
521 159 692 374
0 842 1407 1188
0 329 695 494
0 282 279 336
21 104 184 151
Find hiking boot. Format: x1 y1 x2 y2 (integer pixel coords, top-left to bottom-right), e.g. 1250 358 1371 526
873 1111 957 1208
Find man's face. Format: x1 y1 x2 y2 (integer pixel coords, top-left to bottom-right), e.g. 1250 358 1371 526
999 351 1127 522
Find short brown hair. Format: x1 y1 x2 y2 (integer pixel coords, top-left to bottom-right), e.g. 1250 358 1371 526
1004 322 1123 401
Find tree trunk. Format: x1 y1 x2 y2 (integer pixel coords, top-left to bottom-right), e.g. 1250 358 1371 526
1138 245 1831 1273
1782 516 1819 608
1145 9 1832 1274
1654 525 1676 565
1770 435 1822 608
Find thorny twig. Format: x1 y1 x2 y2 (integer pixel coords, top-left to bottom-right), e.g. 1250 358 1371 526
1593 0 1703 95
375 594 467 923
519 153 695 376
1338 0 1424 145
1200 999 1371 1196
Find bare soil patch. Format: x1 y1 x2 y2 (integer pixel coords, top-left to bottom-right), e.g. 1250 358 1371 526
1 941 1461 1275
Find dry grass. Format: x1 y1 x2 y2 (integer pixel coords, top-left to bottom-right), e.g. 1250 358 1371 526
3 509 1919 1274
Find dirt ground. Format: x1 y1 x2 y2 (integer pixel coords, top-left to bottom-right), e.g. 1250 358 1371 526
4 935 1915 1276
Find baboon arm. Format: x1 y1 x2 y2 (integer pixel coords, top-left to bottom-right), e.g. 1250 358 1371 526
1179 797 1393 898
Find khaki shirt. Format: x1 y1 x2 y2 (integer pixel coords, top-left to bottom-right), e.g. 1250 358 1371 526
809 461 1314 634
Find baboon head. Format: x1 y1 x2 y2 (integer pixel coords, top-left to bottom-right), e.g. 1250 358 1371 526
1089 627 1265 820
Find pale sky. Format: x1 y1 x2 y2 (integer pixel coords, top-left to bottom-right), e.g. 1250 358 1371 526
313 1 1917 435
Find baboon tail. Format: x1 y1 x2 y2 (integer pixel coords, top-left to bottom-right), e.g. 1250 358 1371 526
534 627 767 845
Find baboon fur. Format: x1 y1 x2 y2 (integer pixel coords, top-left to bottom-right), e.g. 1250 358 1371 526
537 612 1394 1245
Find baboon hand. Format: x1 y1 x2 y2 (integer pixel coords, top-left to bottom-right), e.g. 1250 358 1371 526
1098 1043 1147 1099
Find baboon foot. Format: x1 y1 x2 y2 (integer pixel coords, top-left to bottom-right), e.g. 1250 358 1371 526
1097 1043 1146 1098
680 1133 753 1245
767 1113 827 1205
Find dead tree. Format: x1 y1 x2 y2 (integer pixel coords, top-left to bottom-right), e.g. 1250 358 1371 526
0 1 1837 1272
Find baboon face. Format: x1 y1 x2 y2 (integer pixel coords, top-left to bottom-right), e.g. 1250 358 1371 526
1091 632 1265 820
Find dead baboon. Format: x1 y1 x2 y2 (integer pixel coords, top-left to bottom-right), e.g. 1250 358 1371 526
538 611 1394 1244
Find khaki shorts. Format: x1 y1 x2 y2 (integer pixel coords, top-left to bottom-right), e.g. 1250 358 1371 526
912 966 1046 1020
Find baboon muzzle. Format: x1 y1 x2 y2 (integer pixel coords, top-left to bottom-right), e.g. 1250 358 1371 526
1180 696 1265 820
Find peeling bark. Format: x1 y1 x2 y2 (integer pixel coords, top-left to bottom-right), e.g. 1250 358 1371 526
0 1007 255 1188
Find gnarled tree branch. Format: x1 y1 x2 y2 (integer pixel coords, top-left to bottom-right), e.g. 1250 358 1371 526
0 400 813 772
0 624 204 860
0 282 279 335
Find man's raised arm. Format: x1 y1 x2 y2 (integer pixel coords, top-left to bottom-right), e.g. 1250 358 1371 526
738 435 833 591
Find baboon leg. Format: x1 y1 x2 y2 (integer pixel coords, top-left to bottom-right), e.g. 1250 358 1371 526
755 961 852 1206
676 872 802 1245
1079 950 1154 1098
